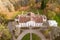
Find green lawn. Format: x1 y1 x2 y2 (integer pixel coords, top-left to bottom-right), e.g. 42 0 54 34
22 33 41 40
22 33 30 40
32 33 41 40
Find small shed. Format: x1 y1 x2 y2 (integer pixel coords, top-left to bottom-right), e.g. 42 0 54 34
48 20 58 27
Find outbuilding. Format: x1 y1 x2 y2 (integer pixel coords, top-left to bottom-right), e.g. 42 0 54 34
48 20 58 27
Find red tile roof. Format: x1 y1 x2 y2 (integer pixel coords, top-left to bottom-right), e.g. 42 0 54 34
33 16 43 23
19 16 30 23
17 13 44 23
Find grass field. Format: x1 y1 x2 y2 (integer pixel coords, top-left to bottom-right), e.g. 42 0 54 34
22 33 30 40
22 33 41 40
32 33 41 40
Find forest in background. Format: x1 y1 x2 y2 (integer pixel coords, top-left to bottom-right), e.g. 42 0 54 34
0 0 60 40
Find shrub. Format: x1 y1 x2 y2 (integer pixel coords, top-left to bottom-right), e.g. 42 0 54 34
0 24 11 40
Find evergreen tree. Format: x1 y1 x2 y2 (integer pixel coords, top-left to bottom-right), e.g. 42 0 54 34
41 0 48 9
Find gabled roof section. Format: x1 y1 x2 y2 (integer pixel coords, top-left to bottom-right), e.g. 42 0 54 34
16 12 47 23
